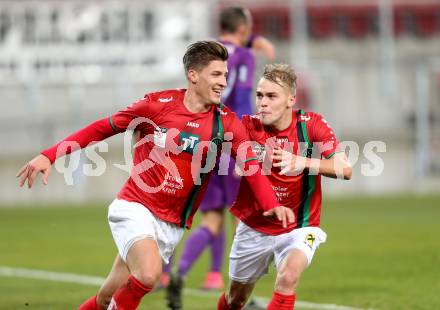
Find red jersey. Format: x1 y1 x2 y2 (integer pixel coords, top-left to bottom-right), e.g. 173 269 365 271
41 89 280 228
230 110 340 235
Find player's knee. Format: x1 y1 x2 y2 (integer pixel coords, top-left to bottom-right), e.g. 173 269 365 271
276 270 300 290
133 271 160 288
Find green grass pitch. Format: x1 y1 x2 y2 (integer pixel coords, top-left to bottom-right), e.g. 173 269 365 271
0 194 439 309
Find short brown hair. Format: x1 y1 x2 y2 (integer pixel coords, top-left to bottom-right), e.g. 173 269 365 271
183 41 228 73
262 63 297 94
220 7 250 33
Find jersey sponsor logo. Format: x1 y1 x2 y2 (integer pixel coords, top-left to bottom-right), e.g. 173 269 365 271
186 121 199 128
179 132 200 154
154 127 168 148
304 233 316 249
300 114 311 122
158 96 173 103
162 172 185 195
252 144 266 163
273 185 289 201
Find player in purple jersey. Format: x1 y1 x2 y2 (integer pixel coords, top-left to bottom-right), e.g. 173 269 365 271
165 6 276 310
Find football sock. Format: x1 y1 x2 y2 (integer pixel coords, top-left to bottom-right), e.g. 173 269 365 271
78 295 98 310
178 226 213 276
217 293 233 310
267 292 296 310
210 228 225 272
107 275 152 310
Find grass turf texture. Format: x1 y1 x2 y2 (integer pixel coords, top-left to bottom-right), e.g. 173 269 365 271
0 194 439 310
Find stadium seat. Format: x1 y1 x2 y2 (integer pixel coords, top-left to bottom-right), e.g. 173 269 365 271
338 5 377 39
393 4 411 37
308 5 337 39
250 7 290 39
411 4 440 37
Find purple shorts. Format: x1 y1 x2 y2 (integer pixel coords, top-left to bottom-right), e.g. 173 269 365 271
200 158 241 212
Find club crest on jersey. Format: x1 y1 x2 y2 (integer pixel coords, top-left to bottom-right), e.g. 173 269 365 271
154 127 167 148
158 96 173 103
300 114 311 122
179 132 200 154
304 233 316 249
252 144 266 163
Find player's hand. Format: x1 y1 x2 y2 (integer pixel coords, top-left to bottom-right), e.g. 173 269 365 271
16 154 52 188
263 206 295 228
272 148 307 176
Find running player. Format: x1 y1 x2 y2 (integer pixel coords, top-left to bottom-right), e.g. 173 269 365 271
165 6 276 298
217 63 352 310
16 41 294 310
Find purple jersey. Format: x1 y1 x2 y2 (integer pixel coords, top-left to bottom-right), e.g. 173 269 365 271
219 40 256 117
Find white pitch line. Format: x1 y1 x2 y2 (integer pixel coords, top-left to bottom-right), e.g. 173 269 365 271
0 266 104 286
0 266 371 310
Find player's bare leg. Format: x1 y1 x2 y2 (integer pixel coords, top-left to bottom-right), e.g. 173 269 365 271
78 254 135 310
268 249 308 309
126 238 162 287
107 238 162 309
218 280 255 310
95 254 130 309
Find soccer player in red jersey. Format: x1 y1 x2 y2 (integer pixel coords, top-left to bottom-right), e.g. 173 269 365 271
217 64 352 310
16 41 294 310
166 6 276 297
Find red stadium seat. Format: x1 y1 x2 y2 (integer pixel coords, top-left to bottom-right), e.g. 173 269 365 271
411 4 440 37
338 5 377 39
250 8 290 39
308 6 337 39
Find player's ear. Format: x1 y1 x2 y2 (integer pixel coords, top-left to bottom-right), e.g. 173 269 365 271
287 94 296 108
187 69 198 84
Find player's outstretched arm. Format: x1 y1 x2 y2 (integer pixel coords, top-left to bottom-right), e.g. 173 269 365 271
16 154 51 188
251 36 276 60
263 206 295 228
272 150 352 180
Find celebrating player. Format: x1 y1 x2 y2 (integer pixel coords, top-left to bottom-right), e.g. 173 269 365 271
16 41 294 310
217 63 352 310
165 6 276 303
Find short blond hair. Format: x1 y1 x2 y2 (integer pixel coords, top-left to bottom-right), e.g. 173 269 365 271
262 63 297 94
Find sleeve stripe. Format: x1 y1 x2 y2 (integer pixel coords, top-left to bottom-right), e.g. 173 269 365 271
244 157 258 163
108 116 118 132
325 150 344 159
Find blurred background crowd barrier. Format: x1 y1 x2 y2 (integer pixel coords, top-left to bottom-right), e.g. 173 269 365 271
1 0 439 202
